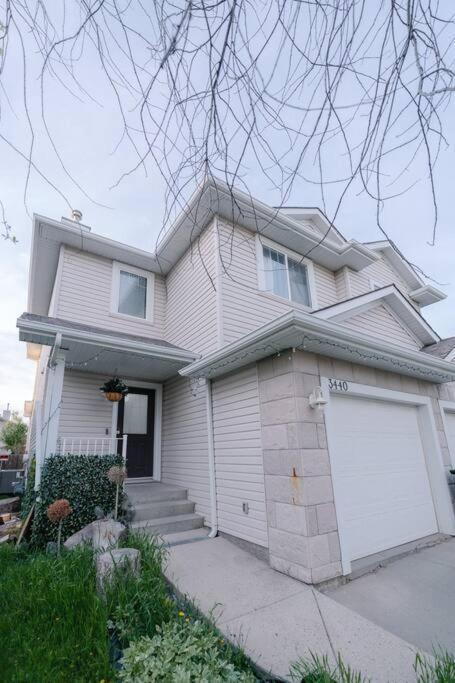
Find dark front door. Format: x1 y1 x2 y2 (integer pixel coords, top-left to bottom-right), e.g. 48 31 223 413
117 388 155 478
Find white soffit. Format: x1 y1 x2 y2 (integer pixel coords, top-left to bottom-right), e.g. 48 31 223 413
313 285 439 346
409 285 447 306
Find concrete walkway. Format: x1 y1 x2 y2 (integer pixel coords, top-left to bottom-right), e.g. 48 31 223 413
325 539 455 656
164 536 420 682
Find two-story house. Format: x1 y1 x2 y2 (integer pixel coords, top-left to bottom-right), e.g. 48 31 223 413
18 177 455 584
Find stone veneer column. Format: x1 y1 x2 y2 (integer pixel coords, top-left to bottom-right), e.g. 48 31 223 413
258 350 342 584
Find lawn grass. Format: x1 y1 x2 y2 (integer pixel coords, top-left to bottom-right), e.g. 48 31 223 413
0 543 112 682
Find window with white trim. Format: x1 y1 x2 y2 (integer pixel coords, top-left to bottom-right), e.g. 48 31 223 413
111 262 154 321
261 245 312 307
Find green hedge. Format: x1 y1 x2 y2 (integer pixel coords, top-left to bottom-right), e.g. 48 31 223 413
31 453 124 548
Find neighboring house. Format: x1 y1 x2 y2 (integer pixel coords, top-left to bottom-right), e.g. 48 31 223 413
17 178 455 584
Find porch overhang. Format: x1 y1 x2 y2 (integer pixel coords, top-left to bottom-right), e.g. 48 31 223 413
17 313 199 381
179 310 455 384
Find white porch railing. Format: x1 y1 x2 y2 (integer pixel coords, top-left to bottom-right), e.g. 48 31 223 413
56 436 128 460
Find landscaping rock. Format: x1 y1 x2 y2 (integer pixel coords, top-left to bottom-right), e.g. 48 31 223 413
64 521 96 549
64 519 126 551
96 548 140 589
92 520 126 551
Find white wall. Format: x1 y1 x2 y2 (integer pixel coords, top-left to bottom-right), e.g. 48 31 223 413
212 364 268 547
58 371 114 444
340 303 421 350
165 223 218 355
56 246 166 339
161 375 211 522
348 256 415 302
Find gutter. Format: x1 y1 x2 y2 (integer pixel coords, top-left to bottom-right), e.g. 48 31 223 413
179 310 455 383
205 379 218 538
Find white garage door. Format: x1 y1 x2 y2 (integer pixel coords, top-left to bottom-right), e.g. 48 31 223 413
330 395 438 561
444 411 455 466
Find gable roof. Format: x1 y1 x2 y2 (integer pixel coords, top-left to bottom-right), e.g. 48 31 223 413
29 177 379 316
422 337 455 361
364 240 446 306
313 285 439 346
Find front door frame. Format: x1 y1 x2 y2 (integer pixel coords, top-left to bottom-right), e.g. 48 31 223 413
439 399 455 467
111 381 162 481
321 377 455 575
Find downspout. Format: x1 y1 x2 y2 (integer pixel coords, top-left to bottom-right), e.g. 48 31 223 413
205 378 218 538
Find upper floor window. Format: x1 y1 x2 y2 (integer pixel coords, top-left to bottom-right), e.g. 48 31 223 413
111 262 154 321
261 244 312 307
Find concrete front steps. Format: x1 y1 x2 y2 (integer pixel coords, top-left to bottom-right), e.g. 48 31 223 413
125 481 204 537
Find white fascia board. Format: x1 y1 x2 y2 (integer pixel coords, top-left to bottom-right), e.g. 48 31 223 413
409 285 447 306
17 316 198 364
314 285 439 345
179 309 454 383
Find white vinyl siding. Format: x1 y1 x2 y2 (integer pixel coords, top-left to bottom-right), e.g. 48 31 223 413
334 268 349 301
27 347 51 456
58 372 114 443
161 375 211 522
348 257 415 302
56 247 166 339
340 304 420 350
212 365 268 547
165 224 218 355
218 222 338 345
314 263 338 307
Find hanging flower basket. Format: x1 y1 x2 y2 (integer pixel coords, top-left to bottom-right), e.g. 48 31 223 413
100 377 128 402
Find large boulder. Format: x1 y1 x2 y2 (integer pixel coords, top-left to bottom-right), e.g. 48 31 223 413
64 519 126 551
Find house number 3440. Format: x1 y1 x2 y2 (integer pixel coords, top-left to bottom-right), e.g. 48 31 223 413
328 378 349 392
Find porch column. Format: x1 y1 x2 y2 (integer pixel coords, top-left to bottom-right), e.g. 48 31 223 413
42 350 66 459
258 350 342 584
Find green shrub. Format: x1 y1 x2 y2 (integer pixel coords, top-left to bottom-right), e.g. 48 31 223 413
0 543 111 681
31 452 124 548
119 619 257 682
106 531 174 646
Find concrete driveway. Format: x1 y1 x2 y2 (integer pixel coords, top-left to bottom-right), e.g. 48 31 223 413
323 539 455 655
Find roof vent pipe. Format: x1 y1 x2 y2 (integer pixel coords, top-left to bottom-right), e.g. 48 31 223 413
71 209 83 222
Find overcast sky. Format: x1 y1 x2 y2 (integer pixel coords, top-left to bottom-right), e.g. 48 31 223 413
1 5 454 415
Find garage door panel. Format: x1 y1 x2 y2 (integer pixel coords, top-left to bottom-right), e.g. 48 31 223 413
330 394 438 562
347 503 438 560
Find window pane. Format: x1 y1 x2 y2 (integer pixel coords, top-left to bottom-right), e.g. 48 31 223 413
288 258 311 306
123 393 148 434
118 270 147 318
263 246 288 299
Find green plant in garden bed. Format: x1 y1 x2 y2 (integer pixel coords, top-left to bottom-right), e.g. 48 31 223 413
291 653 367 683
0 543 112 682
106 531 174 647
119 618 256 682
29 452 124 548
414 651 455 683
